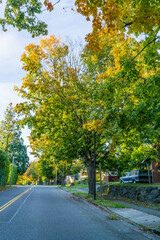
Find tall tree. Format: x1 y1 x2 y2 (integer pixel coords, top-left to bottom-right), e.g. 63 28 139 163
10 135 29 174
0 103 29 173
0 103 19 152
15 35 106 193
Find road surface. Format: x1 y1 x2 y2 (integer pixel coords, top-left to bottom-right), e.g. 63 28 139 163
0 186 159 240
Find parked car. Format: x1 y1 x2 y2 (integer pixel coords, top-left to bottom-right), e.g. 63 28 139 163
120 169 152 183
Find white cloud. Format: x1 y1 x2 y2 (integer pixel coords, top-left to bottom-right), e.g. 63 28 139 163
0 82 21 120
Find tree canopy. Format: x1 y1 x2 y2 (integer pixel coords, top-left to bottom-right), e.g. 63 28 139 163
4 0 160 189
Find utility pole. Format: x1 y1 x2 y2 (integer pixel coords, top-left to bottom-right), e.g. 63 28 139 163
147 163 151 184
93 131 96 200
55 166 57 185
10 156 14 186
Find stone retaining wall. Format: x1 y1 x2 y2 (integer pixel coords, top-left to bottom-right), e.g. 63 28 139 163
98 185 160 203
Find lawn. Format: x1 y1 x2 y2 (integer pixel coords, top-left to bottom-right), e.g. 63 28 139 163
62 183 88 190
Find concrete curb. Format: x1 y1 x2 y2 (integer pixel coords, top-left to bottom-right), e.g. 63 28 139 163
65 190 160 236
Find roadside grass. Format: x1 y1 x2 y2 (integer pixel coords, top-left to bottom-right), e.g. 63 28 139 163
0 186 16 192
73 191 129 208
62 182 160 210
66 189 78 192
95 199 129 208
107 214 120 220
108 195 160 211
72 191 90 198
62 183 88 190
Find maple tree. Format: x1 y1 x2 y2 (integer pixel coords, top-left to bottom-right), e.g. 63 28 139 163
13 0 160 187
24 161 39 184
15 35 107 193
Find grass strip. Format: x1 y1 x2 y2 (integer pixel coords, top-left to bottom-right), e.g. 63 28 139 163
66 189 78 192
62 183 88 191
0 186 16 192
108 195 160 211
73 191 129 208
95 199 129 208
107 214 120 220
64 184 88 189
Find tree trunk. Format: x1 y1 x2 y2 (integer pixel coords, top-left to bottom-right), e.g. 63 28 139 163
87 159 95 195
61 171 66 186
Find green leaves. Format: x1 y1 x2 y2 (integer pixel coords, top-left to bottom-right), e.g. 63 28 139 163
1 0 48 37
0 103 29 174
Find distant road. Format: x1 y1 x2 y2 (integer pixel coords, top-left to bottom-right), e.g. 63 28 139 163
0 186 159 240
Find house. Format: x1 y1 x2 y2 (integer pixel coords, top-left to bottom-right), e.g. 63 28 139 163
104 170 119 182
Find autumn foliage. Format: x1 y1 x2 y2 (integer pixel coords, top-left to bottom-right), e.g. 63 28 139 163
11 0 160 188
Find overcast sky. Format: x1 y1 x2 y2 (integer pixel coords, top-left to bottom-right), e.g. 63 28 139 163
0 0 92 161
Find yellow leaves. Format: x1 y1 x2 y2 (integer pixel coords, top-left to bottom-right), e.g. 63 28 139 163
129 95 139 106
85 32 101 53
62 113 67 120
20 52 27 62
47 3 54 11
76 0 160 57
44 0 54 11
40 34 57 48
134 99 139 105
83 119 103 132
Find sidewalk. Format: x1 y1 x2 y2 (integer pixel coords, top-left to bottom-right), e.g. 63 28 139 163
107 197 160 217
109 207 160 228
70 187 160 230
106 197 160 229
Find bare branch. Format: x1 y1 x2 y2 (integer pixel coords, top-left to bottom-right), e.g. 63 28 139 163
53 0 61 7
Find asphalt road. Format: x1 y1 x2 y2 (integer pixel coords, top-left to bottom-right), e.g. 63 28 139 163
0 186 159 240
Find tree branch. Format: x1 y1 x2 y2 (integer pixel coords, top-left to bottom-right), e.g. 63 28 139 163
132 36 158 61
124 21 133 28
53 0 61 7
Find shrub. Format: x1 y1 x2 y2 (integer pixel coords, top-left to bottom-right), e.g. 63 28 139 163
0 149 10 186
